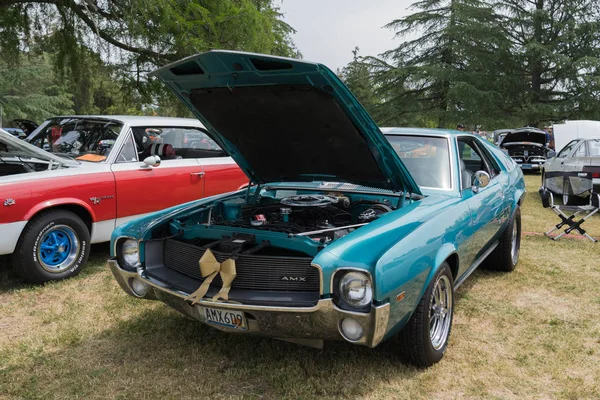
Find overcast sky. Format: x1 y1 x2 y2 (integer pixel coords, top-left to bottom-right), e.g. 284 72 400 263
278 0 414 70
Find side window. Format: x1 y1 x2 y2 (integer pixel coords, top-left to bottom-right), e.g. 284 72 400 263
588 140 600 156
131 127 226 160
575 143 587 157
115 133 138 163
457 138 497 190
557 140 578 158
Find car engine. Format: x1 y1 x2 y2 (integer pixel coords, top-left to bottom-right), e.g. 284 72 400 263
212 194 394 243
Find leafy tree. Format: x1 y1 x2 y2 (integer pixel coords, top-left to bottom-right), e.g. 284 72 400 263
495 0 600 126
0 54 73 125
0 0 299 114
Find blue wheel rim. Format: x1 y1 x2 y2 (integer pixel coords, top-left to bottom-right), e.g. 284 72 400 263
37 226 80 273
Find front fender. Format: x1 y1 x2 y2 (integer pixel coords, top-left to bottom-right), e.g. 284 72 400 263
23 197 97 222
373 201 470 340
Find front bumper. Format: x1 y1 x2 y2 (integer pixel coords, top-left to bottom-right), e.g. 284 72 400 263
108 258 390 348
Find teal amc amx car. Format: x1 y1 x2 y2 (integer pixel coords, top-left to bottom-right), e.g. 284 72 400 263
108 51 525 367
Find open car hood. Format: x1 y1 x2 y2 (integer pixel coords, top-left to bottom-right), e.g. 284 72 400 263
150 51 421 194
12 119 39 135
0 128 78 167
500 128 547 147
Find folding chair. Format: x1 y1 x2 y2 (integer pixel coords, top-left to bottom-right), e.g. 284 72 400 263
539 172 600 242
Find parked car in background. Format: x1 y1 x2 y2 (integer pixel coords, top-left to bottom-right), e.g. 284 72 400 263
492 129 510 146
542 138 600 204
11 119 39 136
109 51 525 367
497 127 550 172
3 127 27 139
553 120 600 155
0 116 247 283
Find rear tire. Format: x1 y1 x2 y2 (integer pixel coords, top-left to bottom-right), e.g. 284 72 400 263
13 210 90 284
487 206 521 272
397 263 454 368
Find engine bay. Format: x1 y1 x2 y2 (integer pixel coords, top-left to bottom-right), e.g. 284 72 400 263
171 189 399 247
216 193 393 243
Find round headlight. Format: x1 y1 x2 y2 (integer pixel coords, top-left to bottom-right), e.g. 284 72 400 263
121 239 140 268
339 271 373 308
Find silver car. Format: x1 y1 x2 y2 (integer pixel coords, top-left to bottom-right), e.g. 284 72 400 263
542 138 600 204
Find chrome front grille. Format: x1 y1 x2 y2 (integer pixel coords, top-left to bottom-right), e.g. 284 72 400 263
162 239 320 292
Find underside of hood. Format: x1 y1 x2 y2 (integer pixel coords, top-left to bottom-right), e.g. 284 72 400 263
500 129 547 146
150 51 421 195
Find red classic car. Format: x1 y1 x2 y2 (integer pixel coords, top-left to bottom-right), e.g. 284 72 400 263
0 116 247 283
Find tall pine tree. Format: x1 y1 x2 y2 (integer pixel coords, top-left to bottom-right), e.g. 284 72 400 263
496 0 600 126
369 0 506 129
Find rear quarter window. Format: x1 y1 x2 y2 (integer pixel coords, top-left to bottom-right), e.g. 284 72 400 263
485 141 515 172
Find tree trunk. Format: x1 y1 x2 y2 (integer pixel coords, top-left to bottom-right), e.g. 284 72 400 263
437 0 457 128
528 0 544 126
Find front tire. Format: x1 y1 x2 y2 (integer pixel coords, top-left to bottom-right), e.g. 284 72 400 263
562 179 572 205
487 206 521 272
13 210 90 284
397 263 454 368
541 170 546 189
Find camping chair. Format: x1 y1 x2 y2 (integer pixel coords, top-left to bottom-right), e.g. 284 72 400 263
539 172 599 242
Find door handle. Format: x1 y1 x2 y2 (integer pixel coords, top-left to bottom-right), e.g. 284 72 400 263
190 171 205 177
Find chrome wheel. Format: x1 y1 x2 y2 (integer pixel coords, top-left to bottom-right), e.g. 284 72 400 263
511 221 520 265
37 225 80 273
429 275 453 351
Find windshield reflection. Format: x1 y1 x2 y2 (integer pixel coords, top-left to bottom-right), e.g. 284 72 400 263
28 118 123 162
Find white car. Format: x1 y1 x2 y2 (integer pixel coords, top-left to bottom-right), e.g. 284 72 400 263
542 138 600 204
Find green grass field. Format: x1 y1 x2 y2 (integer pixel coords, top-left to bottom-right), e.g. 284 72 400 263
1 174 599 399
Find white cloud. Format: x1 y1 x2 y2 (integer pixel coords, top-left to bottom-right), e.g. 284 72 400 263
278 0 413 70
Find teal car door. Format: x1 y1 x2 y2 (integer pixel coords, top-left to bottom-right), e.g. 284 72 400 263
456 136 507 273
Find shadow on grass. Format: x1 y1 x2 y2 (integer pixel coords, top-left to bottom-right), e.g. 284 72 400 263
0 243 110 293
0 258 498 398
1 304 426 399
1 272 496 399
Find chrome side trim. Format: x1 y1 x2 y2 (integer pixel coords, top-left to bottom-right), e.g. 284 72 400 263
454 241 498 289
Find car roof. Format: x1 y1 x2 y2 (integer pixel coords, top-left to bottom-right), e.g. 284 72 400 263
47 115 203 127
381 127 466 137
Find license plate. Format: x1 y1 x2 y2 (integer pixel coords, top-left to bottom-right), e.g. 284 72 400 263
202 307 247 330
521 164 532 169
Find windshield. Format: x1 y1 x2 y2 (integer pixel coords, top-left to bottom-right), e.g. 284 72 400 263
28 118 123 162
557 140 580 158
386 135 452 190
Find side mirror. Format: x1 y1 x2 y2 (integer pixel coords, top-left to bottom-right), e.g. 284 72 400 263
473 170 491 193
547 150 556 158
141 155 161 168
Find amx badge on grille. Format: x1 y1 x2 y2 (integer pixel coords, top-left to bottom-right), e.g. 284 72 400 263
281 276 307 281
